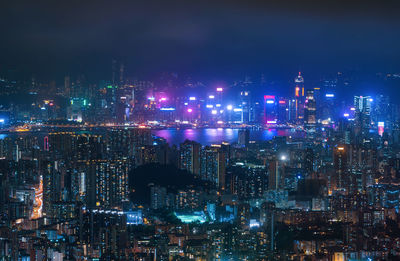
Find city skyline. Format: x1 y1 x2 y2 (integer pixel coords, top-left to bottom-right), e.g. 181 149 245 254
1 1 400 260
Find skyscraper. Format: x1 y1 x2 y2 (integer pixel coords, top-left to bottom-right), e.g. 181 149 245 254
333 145 348 192
294 72 304 98
240 91 252 123
83 159 131 208
304 89 316 129
200 145 226 189
179 140 201 175
277 99 289 123
268 158 285 190
354 96 372 135
264 95 277 124
294 72 305 122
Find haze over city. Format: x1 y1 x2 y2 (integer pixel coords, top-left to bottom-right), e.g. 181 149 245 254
1 1 400 260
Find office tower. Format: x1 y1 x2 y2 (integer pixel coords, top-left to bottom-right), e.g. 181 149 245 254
294 72 305 122
372 94 391 127
294 72 304 98
321 93 336 122
304 89 316 129
240 91 252 123
105 84 118 122
277 98 289 123
238 129 250 147
200 145 226 189
116 96 129 124
288 99 297 123
264 95 277 124
179 140 200 175
354 96 372 135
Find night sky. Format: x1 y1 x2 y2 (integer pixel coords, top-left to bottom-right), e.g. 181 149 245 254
1 0 400 81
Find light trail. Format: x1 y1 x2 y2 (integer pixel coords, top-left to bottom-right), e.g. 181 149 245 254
31 176 43 219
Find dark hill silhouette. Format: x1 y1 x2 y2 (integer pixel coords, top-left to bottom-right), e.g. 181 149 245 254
129 163 210 205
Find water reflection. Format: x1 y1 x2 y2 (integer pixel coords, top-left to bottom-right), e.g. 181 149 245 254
152 128 297 145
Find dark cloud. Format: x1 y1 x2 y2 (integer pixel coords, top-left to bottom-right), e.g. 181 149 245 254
0 0 399 80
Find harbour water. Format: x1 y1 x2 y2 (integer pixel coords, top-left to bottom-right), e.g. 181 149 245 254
152 128 301 145
0 127 302 146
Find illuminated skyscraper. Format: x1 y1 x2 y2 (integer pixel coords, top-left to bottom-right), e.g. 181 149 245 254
304 89 316 129
227 164 267 200
354 96 372 135
240 91 252 123
294 72 305 122
84 159 131 208
277 99 289 123
264 95 278 124
372 94 391 128
333 146 348 192
294 72 304 98
200 145 226 189
321 93 336 121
